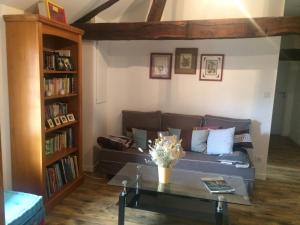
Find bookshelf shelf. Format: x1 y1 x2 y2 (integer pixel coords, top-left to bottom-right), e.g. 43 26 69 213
45 121 78 133
45 148 78 166
44 70 78 74
44 93 78 100
4 14 83 210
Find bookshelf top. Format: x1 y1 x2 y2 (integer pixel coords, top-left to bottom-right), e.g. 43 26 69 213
3 14 84 35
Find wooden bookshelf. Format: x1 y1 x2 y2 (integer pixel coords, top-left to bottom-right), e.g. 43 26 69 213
45 148 78 166
45 121 78 133
4 14 84 210
0 130 5 224
44 70 78 74
44 93 78 101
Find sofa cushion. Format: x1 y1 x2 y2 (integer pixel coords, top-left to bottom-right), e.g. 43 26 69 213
191 130 209 153
168 128 208 152
162 113 203 131
204 115 251 133
204 115 253 149
132 128 168 149
122 110 162 135
4 191 44 225
207 127 235 155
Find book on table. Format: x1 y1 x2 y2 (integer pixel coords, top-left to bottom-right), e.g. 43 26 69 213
201 176 235 194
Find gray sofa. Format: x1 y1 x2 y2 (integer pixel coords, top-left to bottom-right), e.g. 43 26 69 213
94 110 255 193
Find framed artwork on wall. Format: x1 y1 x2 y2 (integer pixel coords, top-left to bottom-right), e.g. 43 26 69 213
150 53 172 79
175 48 198 74
199 54 224 81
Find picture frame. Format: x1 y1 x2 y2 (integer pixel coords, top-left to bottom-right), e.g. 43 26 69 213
60 115 68 124
47 118 55 128
150 53 172 79
45 0 67 24
66 113 75 122
175 48 198 74
54 116 61 126
199 54 224 81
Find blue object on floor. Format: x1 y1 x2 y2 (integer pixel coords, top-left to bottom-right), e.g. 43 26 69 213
4 191 45 225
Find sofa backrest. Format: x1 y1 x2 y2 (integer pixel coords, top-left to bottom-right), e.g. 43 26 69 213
204 115 251 133
122 110 162 135
122 111 251 135
161 113 203 130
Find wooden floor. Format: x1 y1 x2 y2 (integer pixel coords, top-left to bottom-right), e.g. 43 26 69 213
46 136 300 225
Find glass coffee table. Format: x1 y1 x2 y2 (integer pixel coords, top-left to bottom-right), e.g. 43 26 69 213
109 163 251 225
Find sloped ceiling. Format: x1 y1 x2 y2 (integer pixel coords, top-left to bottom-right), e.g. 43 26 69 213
0 0 299 24
0 0 150 23
0 0 103 23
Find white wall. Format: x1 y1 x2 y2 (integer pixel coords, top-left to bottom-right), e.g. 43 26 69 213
98 38 280 179
0 4 23 188
87 0 285 179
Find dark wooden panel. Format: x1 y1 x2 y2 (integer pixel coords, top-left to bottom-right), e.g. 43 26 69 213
147 0 167 22
280 49 300 61
74 16 300 40
73 0 119 24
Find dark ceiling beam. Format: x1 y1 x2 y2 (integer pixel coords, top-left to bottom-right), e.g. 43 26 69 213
280 49 300 61
73 0 119 24
147 0 167 22
74 16 300 40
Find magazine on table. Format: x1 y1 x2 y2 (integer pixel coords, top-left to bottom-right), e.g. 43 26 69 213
201 176 235 194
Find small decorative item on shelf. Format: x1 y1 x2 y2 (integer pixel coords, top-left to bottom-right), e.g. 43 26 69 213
60 115 68 124
139 135 185 184
66 113 75 122
46 0 67 24
54 116 61 126
46 118 55 128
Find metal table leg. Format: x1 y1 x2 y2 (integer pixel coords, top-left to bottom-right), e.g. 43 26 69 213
118 180 127 225
215 195 224 225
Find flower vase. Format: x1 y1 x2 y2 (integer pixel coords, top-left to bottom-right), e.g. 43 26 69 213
158 166 172 184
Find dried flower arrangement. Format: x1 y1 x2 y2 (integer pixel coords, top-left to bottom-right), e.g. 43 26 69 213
139 135 185 168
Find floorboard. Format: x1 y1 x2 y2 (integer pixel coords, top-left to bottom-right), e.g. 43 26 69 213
45 136 300 225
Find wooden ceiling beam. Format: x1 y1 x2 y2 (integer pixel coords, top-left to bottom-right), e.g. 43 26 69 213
74 16 300 40
147 0 167 22
73 0 119 24
280 49 300 61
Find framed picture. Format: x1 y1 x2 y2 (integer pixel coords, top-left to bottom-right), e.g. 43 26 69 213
47 118 55 128
175 48 198 74
66 113 75 122
150 53 172 79
54 116 61 126
46 0 67 24
199 54 224 81
60 115 68 124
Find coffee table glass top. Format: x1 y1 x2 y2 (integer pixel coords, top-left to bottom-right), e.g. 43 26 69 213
109 163 251 205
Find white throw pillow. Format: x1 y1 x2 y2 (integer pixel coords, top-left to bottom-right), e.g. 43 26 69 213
207 127 235 155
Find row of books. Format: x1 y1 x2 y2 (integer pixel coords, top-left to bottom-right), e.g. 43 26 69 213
44 49 73 71
45 102 68 120
46 155 79 198
44 77 76 97
45 128 74 155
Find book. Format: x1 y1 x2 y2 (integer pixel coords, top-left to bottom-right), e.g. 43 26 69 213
201 176 235 193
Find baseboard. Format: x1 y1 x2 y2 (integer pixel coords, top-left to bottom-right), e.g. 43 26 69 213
83 164 94 172
255 173 266 180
